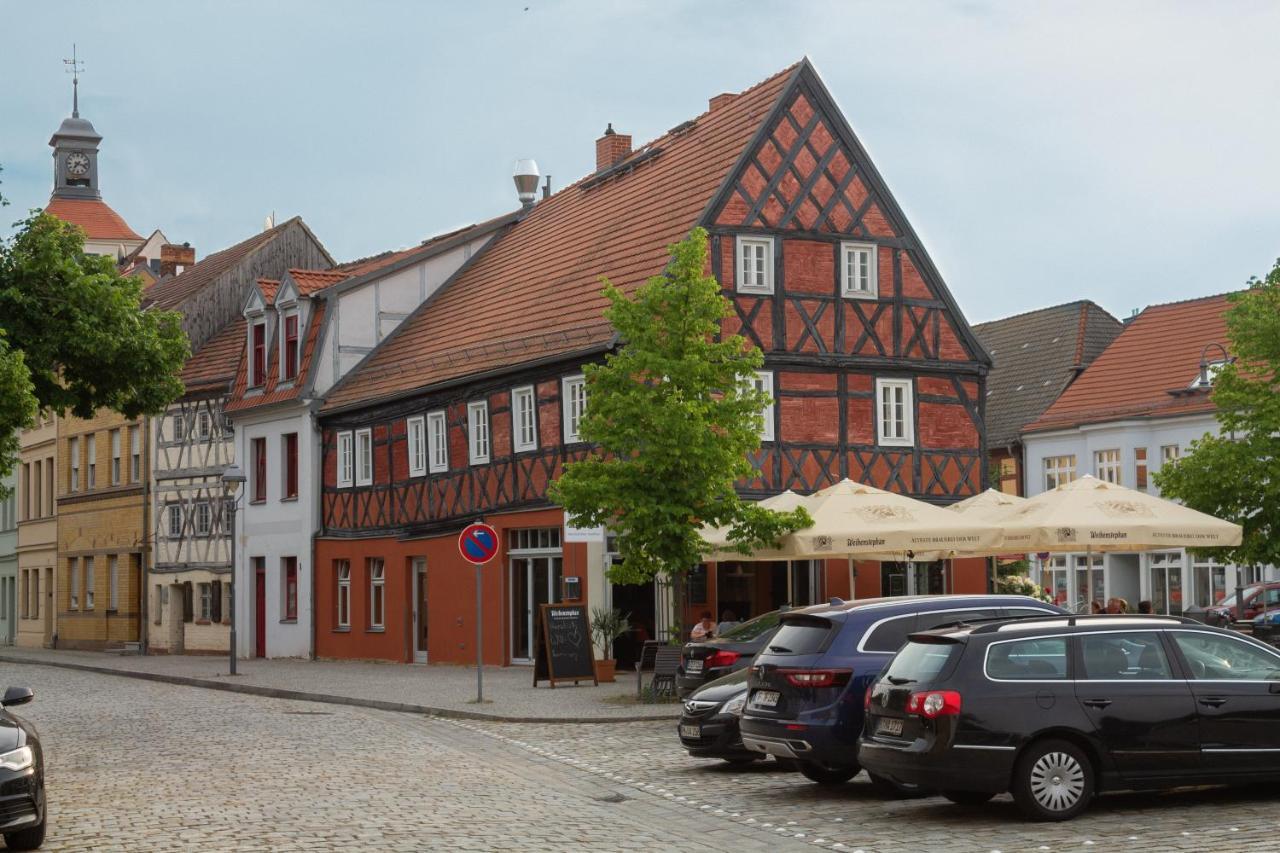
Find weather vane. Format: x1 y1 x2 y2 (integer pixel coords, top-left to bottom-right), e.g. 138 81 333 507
63 44 84 118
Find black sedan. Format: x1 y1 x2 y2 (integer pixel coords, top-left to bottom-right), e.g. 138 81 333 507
677 610 783 697
677 669 762 765
0 686 44 850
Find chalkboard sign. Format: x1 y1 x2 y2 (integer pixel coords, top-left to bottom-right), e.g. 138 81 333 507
532 603 598 688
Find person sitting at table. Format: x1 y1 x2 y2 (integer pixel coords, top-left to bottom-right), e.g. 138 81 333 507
691 611 716 640
716 609 740 635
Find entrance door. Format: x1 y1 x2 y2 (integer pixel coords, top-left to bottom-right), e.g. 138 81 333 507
509 555 563 663
254 566 266 658
1149 552 1184 615
412 558 428 663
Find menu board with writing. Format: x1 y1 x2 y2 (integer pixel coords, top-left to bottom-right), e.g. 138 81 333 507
532 603 598 688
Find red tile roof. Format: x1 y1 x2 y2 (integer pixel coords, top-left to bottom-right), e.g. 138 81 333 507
1024 293 1234 433
45 196 142 242
322 62 800 412
181 318 246 393
256 279 280 305
287 269 348 295
225 302 326 414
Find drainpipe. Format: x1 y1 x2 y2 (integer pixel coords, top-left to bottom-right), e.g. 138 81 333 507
140 416 150 655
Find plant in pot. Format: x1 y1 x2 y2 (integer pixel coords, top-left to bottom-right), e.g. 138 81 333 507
590 606 631 683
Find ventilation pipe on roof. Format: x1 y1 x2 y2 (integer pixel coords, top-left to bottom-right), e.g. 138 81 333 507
513 159 540 209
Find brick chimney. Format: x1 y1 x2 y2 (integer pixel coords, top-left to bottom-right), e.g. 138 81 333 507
595 124 632 171
709 92 737 112
160 242 196 277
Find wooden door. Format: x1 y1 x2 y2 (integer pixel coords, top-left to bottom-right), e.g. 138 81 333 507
254 567 266 658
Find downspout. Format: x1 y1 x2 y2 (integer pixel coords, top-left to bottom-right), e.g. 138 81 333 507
140 415 150 655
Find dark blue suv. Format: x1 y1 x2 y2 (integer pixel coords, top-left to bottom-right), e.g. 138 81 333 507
740 594 1065 788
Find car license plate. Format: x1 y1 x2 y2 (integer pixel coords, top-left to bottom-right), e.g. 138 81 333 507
753 690 780 708
680 724 701 738
877 717 904 737
686 660 703 674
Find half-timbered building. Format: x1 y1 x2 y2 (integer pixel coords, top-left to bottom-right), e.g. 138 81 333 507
314 60 992 666
223 217 514 659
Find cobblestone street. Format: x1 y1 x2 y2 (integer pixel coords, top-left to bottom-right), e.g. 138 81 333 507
9 663 1280 851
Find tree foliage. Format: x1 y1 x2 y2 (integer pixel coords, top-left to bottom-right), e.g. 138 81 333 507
550 228 810 634
0 209 190 484
1154 258 1280 567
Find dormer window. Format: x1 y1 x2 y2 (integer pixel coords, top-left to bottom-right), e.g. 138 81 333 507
250 321 267 387
282 312 299 381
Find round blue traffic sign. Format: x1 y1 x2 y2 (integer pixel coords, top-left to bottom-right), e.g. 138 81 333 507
458 522 500 565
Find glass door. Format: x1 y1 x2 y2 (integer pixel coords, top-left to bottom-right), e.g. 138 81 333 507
1148 552 1184 616
1074 554 1105 613
1041 556 1068 608
509 553 564 663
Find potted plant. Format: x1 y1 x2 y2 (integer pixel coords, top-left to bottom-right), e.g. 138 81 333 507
590 606 631 683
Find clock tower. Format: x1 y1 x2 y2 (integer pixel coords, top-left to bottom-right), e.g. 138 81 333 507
49 103 102 200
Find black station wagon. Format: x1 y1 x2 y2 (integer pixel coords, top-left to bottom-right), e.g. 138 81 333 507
861 614 1280 820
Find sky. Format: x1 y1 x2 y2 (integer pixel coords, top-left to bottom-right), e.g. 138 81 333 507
2 1 1278 323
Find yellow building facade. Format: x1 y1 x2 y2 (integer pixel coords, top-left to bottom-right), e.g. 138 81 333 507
16 414 57 648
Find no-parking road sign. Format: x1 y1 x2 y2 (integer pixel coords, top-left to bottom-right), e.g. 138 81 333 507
458 522 500 565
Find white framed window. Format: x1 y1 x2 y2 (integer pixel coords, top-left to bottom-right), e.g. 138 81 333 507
736 236 773 293
130 426 141 482
167 504 183 538
195 502 212 536
336 560 351 628
427 411 448 473
1044 455 1077 490
1094 449 1122 485
108 555 119 611
84 556 94 611
69 437 79 492
369 558 385 628
467 401 490 464
750 371 775 442
562 376 587 444
198 583 212 621
355 428 373 486
1161 444 1180 464
110 429 121 484
512 386 537 453
86 436 96 488
336 431 353 488
407 416 427 477
841 242 878 298
196 411 212 440
875 378 914 447
69 557 79 610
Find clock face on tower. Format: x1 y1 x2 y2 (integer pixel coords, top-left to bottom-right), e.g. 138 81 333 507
65 152 90 177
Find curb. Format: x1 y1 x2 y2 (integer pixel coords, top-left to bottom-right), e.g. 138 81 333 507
0 655 681 725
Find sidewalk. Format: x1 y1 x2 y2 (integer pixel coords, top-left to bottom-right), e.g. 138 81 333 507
0 646 681 723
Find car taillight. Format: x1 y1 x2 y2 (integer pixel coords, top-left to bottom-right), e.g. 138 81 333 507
864 685 873 710
705 650 741 668
780 668 852 688
906 690 962 718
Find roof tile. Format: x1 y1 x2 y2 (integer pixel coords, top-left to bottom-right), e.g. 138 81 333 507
45 196 142 241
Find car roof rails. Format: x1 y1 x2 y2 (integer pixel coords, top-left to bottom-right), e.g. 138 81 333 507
969 613 1200 635
924 611 1060 634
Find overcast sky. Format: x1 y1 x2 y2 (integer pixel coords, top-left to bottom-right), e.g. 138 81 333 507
3 1 1278 323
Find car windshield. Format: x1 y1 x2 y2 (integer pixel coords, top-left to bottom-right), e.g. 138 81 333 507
719 610 781 641
884 640 960 685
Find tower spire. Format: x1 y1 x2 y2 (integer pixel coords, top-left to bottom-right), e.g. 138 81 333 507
63 44 84 118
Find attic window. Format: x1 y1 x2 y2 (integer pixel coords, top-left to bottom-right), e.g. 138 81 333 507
282 312 299 381
250 321 267 387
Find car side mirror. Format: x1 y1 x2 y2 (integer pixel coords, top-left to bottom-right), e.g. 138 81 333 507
0 687 33 708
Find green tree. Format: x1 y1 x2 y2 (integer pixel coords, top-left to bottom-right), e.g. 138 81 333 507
1154 258 1280 568
550 228 810 641
0 209 190 488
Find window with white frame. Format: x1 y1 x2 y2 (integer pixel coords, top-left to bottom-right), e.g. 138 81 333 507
86 436 96 488
1094 449 1122 485
562 376 587 444
1044 455 1077 490
108 555 119 611
512 386 537 453
467 402 489 464
110 429 121 484
84 556 94 610
369 558 385 628
69 557 79 609
750 371 775 441
736 236 773 293
336 431 353 487
198 583 212 621
355 428 373 486
407 416 426 477
841 242 878 298
195 502 212 536
1161 444 1180 464
167 504 183 538
196 411 212 440
336 560 351 628
875 378 914 446
69 436 79 491
427 411 448 473
129 426 141 482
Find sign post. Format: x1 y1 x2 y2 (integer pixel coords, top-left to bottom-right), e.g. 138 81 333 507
458 521 500 703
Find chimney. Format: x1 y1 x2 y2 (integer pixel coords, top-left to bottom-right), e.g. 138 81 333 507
513 159 540 209
709 92 736 112
595 123 632 171
160 242 196 277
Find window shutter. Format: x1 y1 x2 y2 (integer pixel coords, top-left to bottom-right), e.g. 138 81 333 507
211 580 222 623
182 582 194 623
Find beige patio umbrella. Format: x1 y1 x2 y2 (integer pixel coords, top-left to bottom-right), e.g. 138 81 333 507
701 478 1003 561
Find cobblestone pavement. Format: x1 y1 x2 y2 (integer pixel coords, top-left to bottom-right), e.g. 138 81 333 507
5 666 787 852
464 718 1280 853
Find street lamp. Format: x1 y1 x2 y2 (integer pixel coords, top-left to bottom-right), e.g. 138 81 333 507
221 463 246 675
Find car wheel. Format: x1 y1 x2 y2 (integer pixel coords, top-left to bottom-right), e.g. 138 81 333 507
799 761 860 786
4 817 46 851
942 789 996 806
867 772 929 798
1011 739 1094 821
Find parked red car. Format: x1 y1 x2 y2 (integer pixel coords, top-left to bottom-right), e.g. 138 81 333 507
1202 582 1280 626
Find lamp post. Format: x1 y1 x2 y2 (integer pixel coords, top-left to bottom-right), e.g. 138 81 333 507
221 464 246 675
